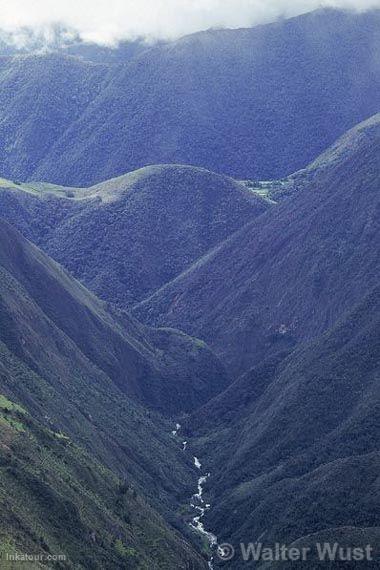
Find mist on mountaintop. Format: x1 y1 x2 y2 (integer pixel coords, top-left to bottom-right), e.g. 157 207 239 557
0 0 379 45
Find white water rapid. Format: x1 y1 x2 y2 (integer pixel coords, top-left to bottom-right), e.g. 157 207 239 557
172 424 218 569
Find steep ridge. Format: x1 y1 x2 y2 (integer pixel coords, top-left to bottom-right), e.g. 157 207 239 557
29 8 380 185
0 53 111 182
0 220 211 567
0 10 378 186
0 218 229 416
0 395 206 569
0 164 269 307
136 114 380 375
187 286 380 568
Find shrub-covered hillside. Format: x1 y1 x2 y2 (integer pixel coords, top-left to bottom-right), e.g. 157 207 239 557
0 164 269 307
0 10 379 185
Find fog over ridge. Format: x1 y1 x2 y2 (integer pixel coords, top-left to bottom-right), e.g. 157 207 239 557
0 0 379 45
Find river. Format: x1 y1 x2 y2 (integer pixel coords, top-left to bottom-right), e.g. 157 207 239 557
173 424 218 569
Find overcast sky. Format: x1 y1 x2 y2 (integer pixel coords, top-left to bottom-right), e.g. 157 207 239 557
1 0 379 44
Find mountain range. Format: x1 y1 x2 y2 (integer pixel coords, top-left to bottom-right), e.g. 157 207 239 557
0 218 216 567
0 9 379 186
0 164 269 307
136 113 380 375
0 7 379 569
0 110 378 568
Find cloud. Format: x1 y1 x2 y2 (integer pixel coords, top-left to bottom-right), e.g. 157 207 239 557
0 0 379 44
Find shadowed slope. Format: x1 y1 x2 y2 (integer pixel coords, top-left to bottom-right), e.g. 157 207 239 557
136 115 380 375
0 53 110 182
256 112 380 201
0 219 212 567
0 218 228 416
0 164 269 307
188 287 380 568
0 10 379 185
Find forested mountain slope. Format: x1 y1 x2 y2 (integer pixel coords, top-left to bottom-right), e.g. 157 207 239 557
0 396 206 569
0 9 379 185
188 286 380 568
136 115 380 375
0 54 111 183
0 164 269 307
0 219 211 568
0 9 378 567
0 218 228 418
